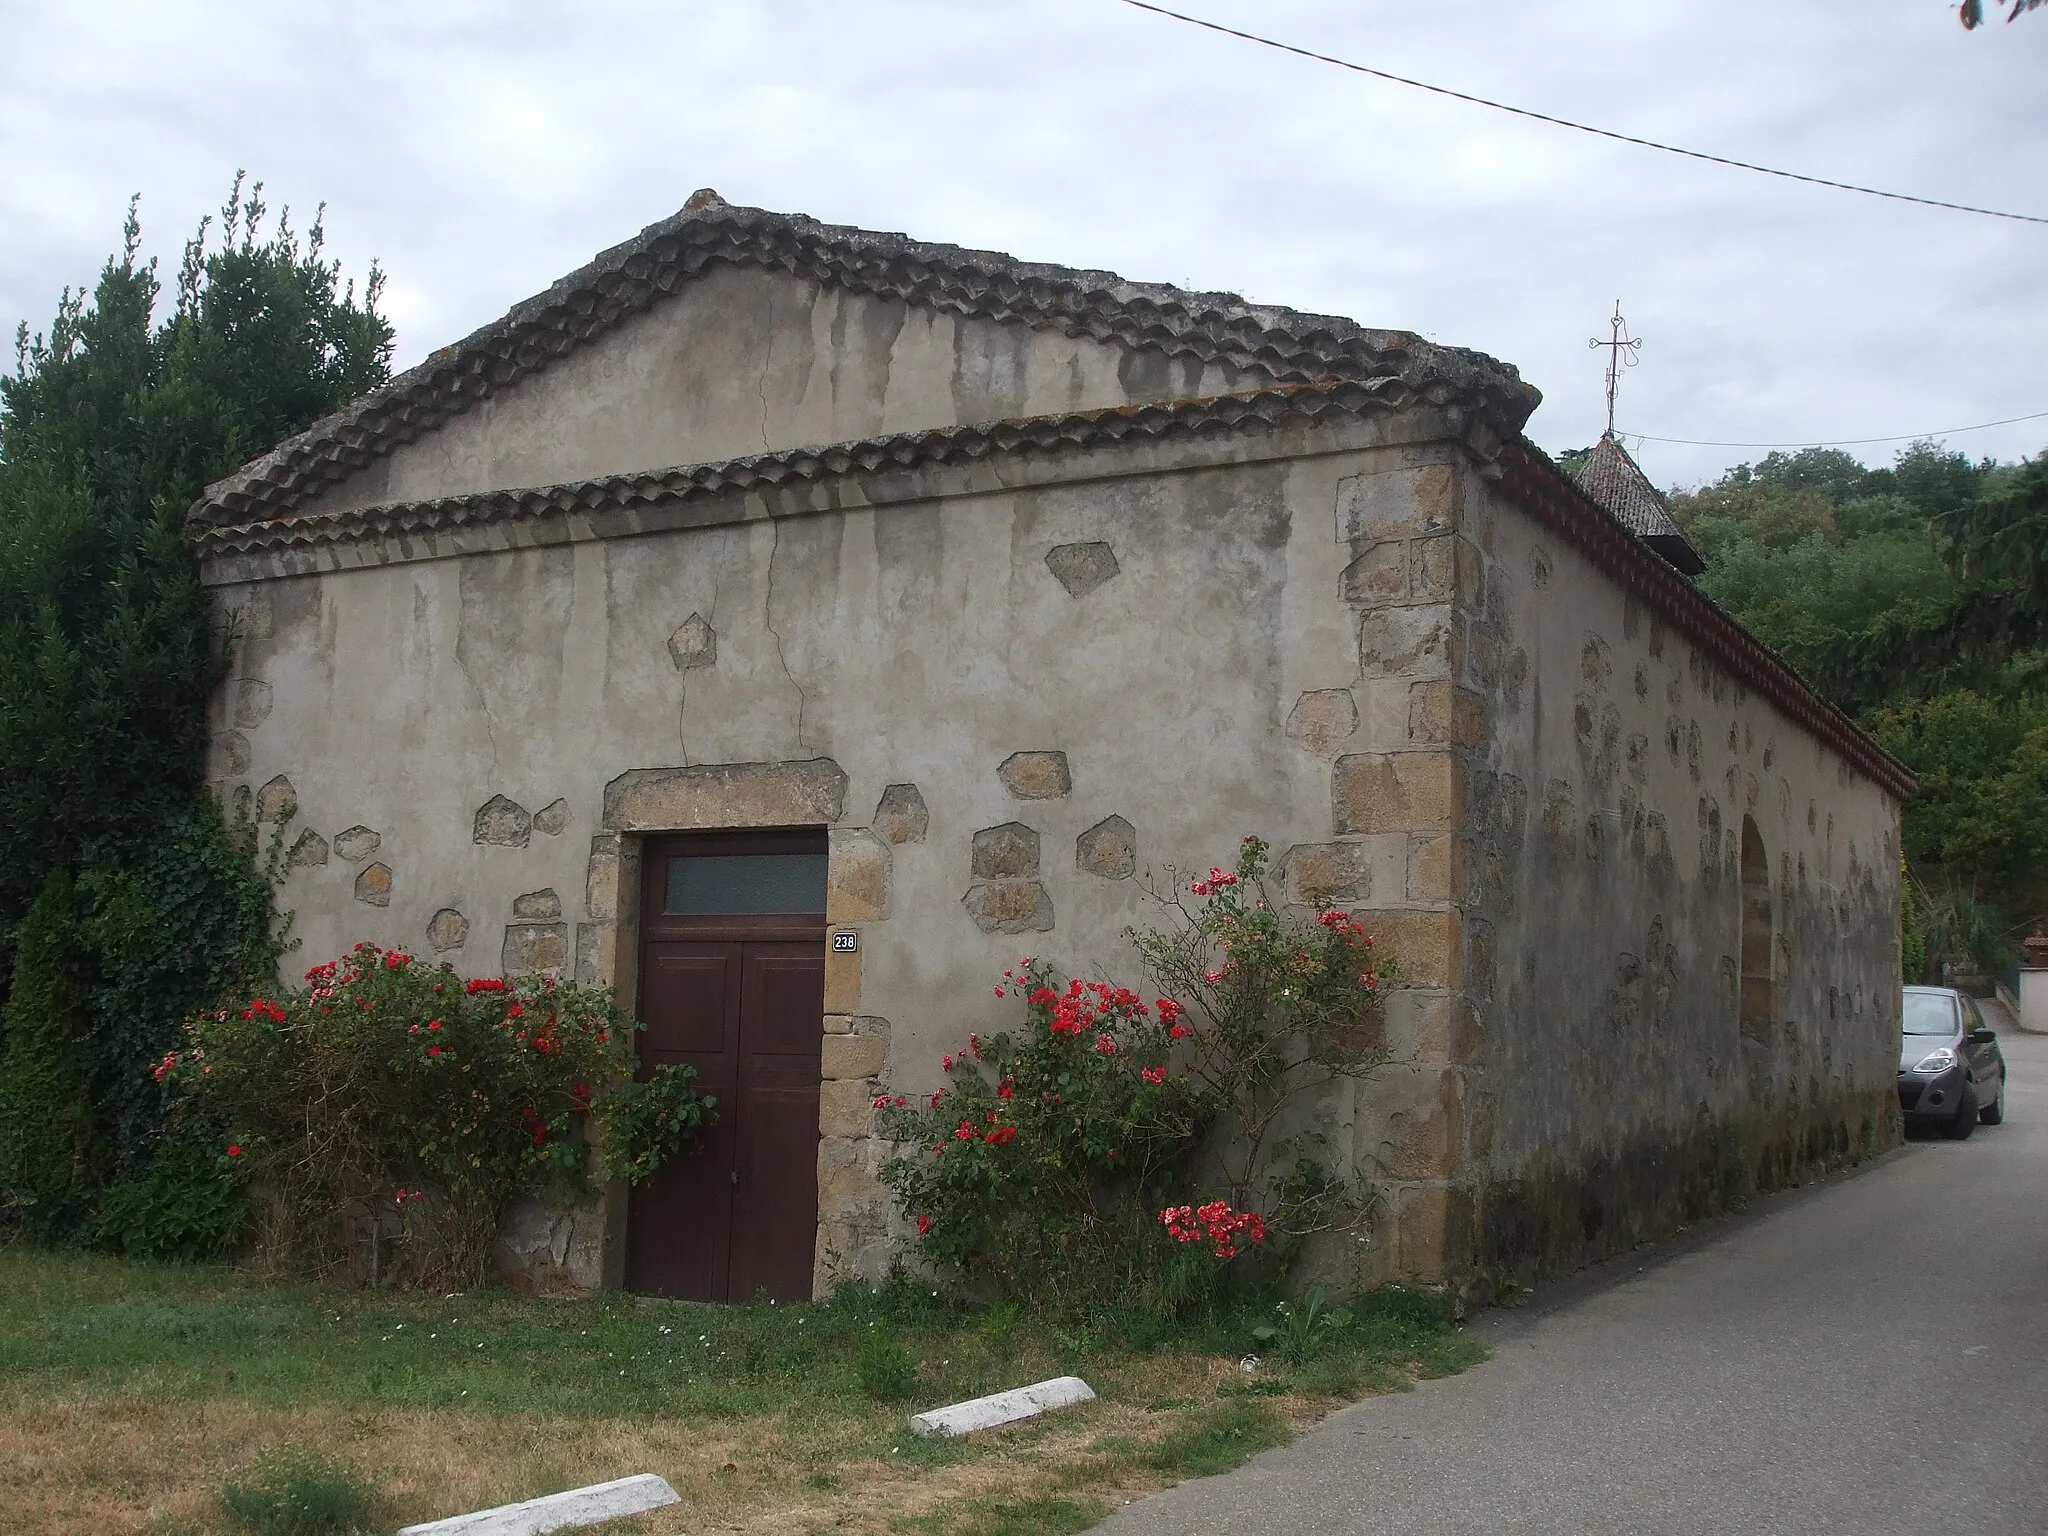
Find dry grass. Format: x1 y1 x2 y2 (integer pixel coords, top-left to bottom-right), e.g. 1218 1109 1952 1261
0 1248 1483 1534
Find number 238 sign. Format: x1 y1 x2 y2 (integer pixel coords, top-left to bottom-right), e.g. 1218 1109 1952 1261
831 932 858 953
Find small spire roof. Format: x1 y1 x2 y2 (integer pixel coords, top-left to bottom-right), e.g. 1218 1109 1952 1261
1569 434 1704 576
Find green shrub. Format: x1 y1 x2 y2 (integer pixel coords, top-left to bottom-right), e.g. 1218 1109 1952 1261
94 1135 249 1262
0 872 97 1239
877 835 1387 1317
220 1451 378 1536
164 943 714 1288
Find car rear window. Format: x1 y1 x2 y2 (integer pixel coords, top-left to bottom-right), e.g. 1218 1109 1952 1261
1903 992 1959 1035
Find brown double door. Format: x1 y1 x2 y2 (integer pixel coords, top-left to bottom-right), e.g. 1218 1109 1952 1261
626 831 826 1303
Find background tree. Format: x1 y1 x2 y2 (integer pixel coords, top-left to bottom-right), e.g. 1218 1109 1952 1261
1961 0 2044 27
0 179 391 1250
1667 438 2048 981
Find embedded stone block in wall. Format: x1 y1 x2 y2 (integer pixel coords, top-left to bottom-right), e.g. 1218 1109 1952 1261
533 798 571 836
1351 908 1461 989
872 783 929 845
256 775 297 824
667 613 718 670
1340 541 1407 605
1076 816 1136 880
286 829 328 869
573 922 605 983
334 826 382 862
474 795 532 847
818 1078 876 1138
221 731 251 775
997 751 1070 800
1408 682 1485 748
233 679 273 728
1281 841 1376 905
584 833 621 921
1393 1182 1475 1280
503 921 569 976
1375 1067 1465 1181
1359 604 1453 679
971 822 1041 880
1044 541 1120 598
1286 689 1359 757
825 942 861 1013
513 888 562 920
602 759 849 831
231 784 252 822
1406 836 1473 903
962 881 1055 934
821 1033 888 1080
427 908 469 952
828 828 891 922
1409 535 1483 608
1333 752 1465 835
1337 463 1456 545
355 862 392 908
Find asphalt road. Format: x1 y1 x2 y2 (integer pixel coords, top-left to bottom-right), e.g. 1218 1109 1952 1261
1102 1026 2048 1536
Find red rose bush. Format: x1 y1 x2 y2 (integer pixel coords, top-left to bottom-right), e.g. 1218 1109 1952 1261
879 836 1389 1316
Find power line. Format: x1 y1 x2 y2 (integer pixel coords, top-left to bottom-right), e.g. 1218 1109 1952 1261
1621 408 2048 450
1114 0 2048 227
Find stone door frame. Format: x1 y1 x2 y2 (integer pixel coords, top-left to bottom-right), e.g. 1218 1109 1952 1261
582 757 894 1297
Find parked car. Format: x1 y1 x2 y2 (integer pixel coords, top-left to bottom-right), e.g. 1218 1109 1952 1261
1898 985 2007 1138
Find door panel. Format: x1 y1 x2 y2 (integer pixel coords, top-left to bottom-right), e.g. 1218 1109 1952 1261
728 944 825 1300
625 942 741 1299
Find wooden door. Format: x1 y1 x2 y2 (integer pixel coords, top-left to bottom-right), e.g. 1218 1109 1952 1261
625 831 826 1302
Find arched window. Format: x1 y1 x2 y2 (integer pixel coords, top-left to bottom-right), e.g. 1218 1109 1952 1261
1739 815 1773 1026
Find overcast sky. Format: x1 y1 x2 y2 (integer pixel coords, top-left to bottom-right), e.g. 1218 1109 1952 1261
2 0 2042 488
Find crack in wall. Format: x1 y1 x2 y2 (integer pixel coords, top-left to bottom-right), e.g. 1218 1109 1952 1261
675 541 728 769
757 290 774 451
762 516 810 752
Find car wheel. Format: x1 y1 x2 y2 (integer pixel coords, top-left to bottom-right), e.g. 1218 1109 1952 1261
1980 1076 2005 1126
1944 1085 1979 1140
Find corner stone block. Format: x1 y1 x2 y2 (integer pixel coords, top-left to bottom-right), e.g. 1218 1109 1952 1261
1281 841 1375 905
503 921 569 976
1076 815 1136 880
997 751 1071 800
355 862 393 908
1359 604 1455 680
962 881 1055 934
1333 751 1465 836
1286 689 1360 757
513 888 562 920
602 759 848 831
256 775 298 824
427 908 470 952
232 678 273 728
872 783 929 845
1406 835 1474 903
818 1078 876 1139
1336 463 1456 545
828 828 891 922
1408 682 1486 748
971 821 1040 880
1375 1067 1465 1181
1393 1183 1475 1281
1352 908 1461 990
1340 541 1407 605
667 612 718 670
474 794 532 848
286 829 328 868
573 922 607 984
533 798 571 836
1382 989 1482 1066
1044 541 1121 598
821 1033 888 1080
333 825 381 862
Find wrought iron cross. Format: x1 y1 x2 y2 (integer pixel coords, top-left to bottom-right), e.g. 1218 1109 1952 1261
1588 301 1642 439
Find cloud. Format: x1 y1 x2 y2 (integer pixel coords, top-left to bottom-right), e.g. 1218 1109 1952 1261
2 0 2042 483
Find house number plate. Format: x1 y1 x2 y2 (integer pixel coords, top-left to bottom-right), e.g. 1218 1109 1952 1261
831 932 859 952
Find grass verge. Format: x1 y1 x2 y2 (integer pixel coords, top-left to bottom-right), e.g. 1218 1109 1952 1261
0 1246 1484 1534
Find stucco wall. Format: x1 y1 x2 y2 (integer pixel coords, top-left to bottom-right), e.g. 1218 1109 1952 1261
211 407 1496 1295
1457 480 1904 1278
288 264 1266 522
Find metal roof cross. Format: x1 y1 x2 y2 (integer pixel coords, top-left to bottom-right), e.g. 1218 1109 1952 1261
1589 300 1642 440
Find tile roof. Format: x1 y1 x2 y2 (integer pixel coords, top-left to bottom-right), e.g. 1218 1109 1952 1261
1568 434 1704 575
183 190 1540 531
